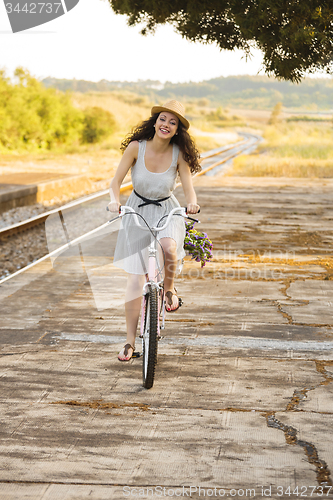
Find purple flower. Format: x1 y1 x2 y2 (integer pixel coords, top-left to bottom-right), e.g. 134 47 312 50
184 221 213 266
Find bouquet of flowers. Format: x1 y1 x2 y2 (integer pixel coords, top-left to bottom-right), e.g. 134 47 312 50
184 220 213 267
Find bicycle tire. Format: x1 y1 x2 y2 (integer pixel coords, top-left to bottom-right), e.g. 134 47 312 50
142 284 159 389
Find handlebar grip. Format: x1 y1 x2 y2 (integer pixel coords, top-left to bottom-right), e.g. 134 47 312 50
185 207 200 214
106 205 122 214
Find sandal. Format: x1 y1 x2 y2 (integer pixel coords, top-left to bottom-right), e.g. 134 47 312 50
118 343 135 362
165 288 183 312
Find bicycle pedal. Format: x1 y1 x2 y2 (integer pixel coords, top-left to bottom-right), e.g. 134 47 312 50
132 351 141 358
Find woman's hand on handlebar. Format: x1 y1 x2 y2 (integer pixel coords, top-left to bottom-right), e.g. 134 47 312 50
186 203 200 214
108 201 121 213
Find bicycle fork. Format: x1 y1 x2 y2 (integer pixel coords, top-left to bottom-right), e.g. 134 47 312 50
140 241 165 337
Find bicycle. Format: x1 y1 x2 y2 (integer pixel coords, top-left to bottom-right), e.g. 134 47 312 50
108 205 199 389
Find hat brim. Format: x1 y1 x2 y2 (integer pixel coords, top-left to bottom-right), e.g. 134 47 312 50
151 105 190 130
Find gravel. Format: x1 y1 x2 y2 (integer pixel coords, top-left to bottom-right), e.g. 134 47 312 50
0 191 112 281
0 204 54 280
0 224 48 280
0 203 57 230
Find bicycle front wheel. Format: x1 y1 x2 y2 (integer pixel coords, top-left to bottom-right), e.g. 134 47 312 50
142 284 159 389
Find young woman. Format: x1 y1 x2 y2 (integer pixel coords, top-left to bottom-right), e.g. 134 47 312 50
108 100 201 361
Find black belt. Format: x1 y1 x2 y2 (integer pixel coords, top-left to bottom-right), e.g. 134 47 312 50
134 189 171 208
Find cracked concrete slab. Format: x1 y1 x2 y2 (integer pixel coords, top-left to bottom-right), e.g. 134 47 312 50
0 484 130 500
287 281 333 300
0 404 317 489
297 384 333 414
275 412 333 481
1 176 333 498
0 347 324 411
283 280 333 324
282 303 333 325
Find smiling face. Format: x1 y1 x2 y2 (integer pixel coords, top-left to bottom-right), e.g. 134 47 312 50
155 111 179 140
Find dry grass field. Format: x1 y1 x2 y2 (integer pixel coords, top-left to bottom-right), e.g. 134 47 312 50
227 119 333 178
228 108 271 124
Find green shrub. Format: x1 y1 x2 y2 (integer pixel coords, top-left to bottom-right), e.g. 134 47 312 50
197 98 210 107
207 106 229 122
81 106 116 144
286 115 331 122
0 67 84 151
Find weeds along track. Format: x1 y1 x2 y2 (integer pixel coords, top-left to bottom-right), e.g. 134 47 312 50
0 133 260 283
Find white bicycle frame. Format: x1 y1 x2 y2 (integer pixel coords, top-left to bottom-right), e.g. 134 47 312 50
118 205 187 333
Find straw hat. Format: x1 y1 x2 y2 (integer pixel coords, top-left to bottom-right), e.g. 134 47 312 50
151 100 190 130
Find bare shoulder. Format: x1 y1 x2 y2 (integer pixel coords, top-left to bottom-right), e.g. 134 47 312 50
126 140 139 156
121 141 139 164
177 149 189 170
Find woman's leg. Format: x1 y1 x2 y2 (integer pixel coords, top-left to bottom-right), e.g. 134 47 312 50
159 237 179 311
118 273 145 360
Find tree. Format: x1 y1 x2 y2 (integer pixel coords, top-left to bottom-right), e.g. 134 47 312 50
108 0 333 82
268 101 283 124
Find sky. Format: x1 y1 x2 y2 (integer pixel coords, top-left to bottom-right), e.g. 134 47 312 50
0 0 267 83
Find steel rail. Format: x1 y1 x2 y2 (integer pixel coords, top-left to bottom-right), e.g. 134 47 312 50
0 182 131 240
195 134 259 177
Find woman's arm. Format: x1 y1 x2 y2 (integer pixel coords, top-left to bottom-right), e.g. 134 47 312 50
178 154 200 214
108 141 139 211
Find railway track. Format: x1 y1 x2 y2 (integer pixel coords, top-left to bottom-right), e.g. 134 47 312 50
0 133 261 284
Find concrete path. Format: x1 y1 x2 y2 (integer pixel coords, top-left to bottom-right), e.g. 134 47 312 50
0 172 92 212
0 176 333 499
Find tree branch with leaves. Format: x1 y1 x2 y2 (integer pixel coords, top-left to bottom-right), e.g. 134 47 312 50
108 0 333 82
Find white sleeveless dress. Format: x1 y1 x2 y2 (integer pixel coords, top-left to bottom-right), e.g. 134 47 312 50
113 140 186 275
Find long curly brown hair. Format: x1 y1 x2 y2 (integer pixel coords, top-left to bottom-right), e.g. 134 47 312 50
120 113 201 175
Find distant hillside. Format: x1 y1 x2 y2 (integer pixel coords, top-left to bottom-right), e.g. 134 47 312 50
42 75 333 111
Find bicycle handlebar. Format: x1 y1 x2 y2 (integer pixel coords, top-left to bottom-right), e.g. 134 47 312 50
106 205 200 228
119 205 188 232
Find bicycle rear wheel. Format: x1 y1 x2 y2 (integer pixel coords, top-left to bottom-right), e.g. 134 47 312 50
142 284 159 389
